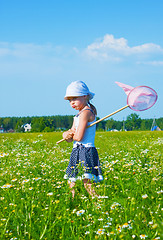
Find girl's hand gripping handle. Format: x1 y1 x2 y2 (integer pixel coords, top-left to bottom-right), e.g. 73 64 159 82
56 129 75 144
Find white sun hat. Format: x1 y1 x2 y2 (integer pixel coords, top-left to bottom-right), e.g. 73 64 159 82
64 81 95 100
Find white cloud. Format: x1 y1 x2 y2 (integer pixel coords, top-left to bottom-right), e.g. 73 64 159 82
131 43 162 54
0 42 66 77
0 42 64 59
1 36 163 68
87 35 129 52
83 34 163 61
137 60 163 66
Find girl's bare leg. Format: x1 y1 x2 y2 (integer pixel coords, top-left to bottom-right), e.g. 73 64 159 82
68 181 75 199
83 179 99 198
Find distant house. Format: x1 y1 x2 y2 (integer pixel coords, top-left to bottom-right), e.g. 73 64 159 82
8 129 15 133
0 127 4 133
22 123 32 132
110 129 119 132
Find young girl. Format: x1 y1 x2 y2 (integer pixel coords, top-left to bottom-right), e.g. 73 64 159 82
63 81 103 199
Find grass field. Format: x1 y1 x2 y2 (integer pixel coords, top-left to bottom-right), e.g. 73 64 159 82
0 131 162 240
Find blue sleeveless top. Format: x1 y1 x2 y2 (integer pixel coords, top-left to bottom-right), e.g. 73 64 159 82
73 109 96 148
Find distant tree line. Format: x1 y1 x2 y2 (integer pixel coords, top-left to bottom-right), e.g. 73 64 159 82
0 114 162 132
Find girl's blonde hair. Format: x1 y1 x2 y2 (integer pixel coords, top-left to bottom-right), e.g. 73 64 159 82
88 101 97 116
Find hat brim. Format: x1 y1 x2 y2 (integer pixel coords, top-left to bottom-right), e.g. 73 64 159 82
64 92 95 100
64 95 78 100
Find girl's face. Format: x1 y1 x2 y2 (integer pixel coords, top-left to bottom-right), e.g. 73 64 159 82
68 96 87 111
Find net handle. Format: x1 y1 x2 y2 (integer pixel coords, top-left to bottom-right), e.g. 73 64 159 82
88 105 129 127
56 105 129 144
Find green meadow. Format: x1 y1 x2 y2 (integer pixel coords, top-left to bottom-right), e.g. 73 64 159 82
0 131 162 240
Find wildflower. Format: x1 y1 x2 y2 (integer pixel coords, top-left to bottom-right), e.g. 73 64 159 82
104 222 112 227
140 234 148 239
117 226 122 233
148 221 153 225
152 177 158 181
96 204 101 209
47 192 53 196
22 179 29 184
157 190 163 194
1 183 13 189
142 194 148 199
72 209 77 213
104 211 109 215
32 177 41 181
98 195 108 199
11 178 17 182
122 223 129 228
96 229 105 235
141 149 149 154
85 231 90 235
76 210 85 216
110 202 120 209
94 166 99 169
86 224 91 227
0 153 9 157
9 203 14 206
81 195 87 200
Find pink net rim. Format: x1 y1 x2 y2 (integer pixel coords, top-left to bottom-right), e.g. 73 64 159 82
127 85 158 111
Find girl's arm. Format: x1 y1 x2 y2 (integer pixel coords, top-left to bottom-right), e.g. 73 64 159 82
62 121 76 142
73 110 92 142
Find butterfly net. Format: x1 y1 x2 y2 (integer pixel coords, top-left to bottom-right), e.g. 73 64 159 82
127 86 158 111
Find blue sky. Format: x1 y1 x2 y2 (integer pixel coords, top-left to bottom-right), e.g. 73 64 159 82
0 0 163 121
